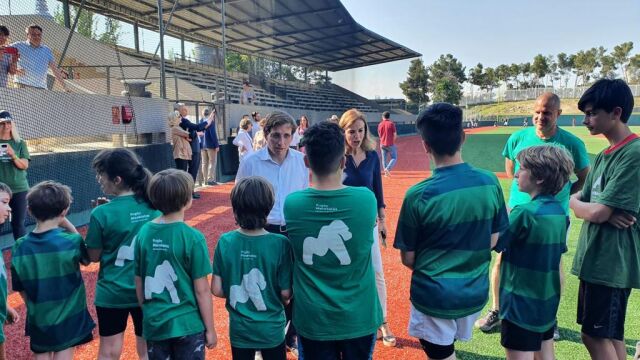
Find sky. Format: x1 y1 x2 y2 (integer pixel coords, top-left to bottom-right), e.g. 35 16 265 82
3 0 640 99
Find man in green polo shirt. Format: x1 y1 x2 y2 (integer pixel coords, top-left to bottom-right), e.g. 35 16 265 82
477 92 590 337
570 79 639 360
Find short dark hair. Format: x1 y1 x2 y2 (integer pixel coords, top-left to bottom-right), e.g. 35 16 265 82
27 181 72 221
578 79 634 123
251 111 259 118
263 110 296 135
0 182 12 198
26 24 43 33
382 111 390 119
148 169 193 214
0 25 9 36
301 121 345 176
517 146 574 196
231 177 274 230
416 103 464 156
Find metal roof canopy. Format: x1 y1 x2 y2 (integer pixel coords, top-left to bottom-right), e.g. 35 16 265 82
65 0 421 71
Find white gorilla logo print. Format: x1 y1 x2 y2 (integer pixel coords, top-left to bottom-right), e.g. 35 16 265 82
115 236 136 267
303 220 353 265
230 268 267 311
144 260 180 304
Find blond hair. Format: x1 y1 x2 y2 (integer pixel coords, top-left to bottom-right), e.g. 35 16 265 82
339 109 375 153
239 117 252 130
168 110 181 127
517 146 574 195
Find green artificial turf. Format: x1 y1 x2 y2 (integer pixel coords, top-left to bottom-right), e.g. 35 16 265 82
453 126 640 359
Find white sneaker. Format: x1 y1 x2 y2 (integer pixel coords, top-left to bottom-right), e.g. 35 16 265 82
255 351 263 360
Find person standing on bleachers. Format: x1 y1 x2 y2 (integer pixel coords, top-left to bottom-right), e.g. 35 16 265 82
10 24 68 91
378 111 397 177
0 25 19 88
240 80 255 105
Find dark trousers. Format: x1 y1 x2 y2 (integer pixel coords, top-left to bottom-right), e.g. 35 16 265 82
9 191 26 240
147 332 205 360
189 149 201 182
231 342 286 360
175 158 189 172
298 333 376 360
264 224 297 347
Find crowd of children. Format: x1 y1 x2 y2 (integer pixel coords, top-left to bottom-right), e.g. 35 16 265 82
0 79 637 360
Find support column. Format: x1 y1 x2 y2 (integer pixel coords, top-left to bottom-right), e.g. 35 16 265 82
62 0 71 28
157 0 166 99
180 36 186 60
133 21 140 53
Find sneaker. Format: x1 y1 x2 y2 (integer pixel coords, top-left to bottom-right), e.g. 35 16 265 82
553 322 560 341
192 192 201 199
378 322 396 347
475 309 500 332
383 169 391 177
207 180 219 186
634 341 640 360
254 351 263 360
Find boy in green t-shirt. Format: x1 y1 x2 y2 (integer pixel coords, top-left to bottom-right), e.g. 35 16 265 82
0 182 19 360
212 176 292 360
11 181 95 359
496 146 574 360
134 169 217 359
570 79 639 360
284 122 382 360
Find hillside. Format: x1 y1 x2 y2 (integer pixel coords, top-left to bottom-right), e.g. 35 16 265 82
469 97 640 116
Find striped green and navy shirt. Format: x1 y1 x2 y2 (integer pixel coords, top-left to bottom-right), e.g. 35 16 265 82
11 228 95 353
497 195 568 332
394 163 509 319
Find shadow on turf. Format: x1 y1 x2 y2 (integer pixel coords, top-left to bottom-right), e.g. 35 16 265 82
457 350 503 359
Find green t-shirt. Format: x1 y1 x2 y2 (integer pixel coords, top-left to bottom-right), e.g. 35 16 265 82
86 195 161 308
0 264 6 343
283 186 382 341
497 195 568 332
212 230 292 348
0 139 30 193
502 127 589 213
11 228 95 353
134 221 212 341
571 136 640 289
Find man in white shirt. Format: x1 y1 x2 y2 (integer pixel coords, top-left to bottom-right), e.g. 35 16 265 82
235 110 308 356
11 24 68 91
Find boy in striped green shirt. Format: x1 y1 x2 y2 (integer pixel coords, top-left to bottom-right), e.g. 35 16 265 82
496 146 574 359
10 181 95 359
394 103 509 360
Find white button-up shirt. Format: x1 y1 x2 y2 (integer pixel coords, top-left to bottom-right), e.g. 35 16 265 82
236 147 309 225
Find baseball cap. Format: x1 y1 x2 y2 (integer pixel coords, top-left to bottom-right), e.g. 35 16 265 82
0 110 12 122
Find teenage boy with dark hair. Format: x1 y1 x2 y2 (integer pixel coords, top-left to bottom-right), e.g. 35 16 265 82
570 78 639 360
284 122 382 359
11 181 95 359
394 103 509 360
497 145 574 360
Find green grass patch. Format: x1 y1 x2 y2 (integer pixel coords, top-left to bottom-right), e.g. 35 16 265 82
468 98 640 117
452 126 640 359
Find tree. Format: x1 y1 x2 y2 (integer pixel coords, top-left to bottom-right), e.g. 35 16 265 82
520 62 531 88
428 54 465 104
628 54 640 84
399 58 429 105
531 54 550 86
468 63 485 93
599 55 618 79
431 76 462 104
226 52 249 73
429 54 467 84
495 64 511 87
509 63 521 89
546 55 559 87
573 48 599 86
556 53 573 88
54 5 96 39
97 18 121 45
612 41 634 81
